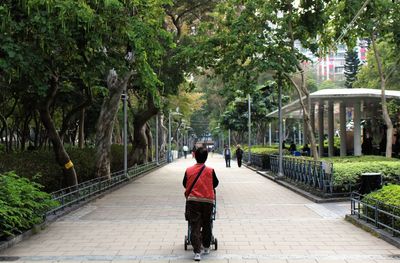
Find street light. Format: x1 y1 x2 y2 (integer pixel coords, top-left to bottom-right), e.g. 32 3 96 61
278 78 283 177
122 89 128 177
168 110 183 163
155 113 159 165
248 94 251 164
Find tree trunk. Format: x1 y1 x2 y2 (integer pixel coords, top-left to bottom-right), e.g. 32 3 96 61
158 113 167 159
59 86 92 141
39 78 78 187
130 95 158 165
0 113 8 152
20 112 32 151
372 33 393 158
95 69 133 179
33 111 40 149
284 2 318 159
131 121 148 164
287 74 319 160
113 117 122 144
78 108 85 148
145 122 153 162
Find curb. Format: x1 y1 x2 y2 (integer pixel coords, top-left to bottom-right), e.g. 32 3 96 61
244 164 348 203
0 162 168 253
345 214 400 249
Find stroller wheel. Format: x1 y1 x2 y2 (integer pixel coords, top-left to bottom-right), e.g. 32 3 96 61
184 236 188 250
214 238 218 250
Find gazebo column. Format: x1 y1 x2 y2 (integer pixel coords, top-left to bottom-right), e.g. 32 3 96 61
340 102 347 156
306 104 315 146
318 102 324 157
298 121 302 146
268 122 272 146
328 101 334 157
354 101 362 156
283 119 286 142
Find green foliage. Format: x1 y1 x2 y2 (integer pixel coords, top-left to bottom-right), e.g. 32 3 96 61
0 145 130 192
344 49 361 89
363 184 400 231
323 137 341 149
355 39 400 90
323 155 398 163
0 171 58 239
333 160 400 186
248 146 280 155
365 184 400 207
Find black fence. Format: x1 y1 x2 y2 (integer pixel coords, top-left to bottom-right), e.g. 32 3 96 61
47 158 166 216
242 153 271 170
269 155 334 193
350 192 400 236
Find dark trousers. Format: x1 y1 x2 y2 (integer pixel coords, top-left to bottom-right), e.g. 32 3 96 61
237 157 242 167
185 201 213 253
225 156 231 167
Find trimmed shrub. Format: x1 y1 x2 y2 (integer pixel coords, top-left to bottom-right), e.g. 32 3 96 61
0 172 58 240
245 146 279 155
333 161 400 187
363 185 400 232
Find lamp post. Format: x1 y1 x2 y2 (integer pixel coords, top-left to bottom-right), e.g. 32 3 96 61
228 128 231 150
122 88 128 177
248 94 251 164
156 113 159 165
278 78 283 177
168 111 182 163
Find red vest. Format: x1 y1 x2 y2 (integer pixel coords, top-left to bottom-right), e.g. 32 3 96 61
185 164 215 203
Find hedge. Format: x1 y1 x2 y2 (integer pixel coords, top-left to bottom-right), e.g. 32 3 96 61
333 160 400 187
0 172 58 240
243 148 400 189
0 145 130 193
363 185 400 231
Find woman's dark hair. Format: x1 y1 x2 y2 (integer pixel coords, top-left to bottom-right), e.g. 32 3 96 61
195 147 208 163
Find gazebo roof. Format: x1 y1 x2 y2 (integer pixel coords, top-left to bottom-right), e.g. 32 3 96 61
266 88 400 118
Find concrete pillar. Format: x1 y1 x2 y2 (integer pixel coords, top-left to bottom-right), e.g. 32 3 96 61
318 102 324 157
340 102 347 156
268 122 272 146
310 104 316 135
298 121 302 146
328 101 334 157
354 101 362 156
283 119 286 142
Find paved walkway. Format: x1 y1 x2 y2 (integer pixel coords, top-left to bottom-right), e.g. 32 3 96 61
1 155 399 263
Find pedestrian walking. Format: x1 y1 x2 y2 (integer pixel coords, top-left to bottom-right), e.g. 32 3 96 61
235 145 244 168
224 145 231 167
183 147 219 261
183 145 189 159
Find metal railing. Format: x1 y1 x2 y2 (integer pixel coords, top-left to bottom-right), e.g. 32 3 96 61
350 192 400 236
270 155 334 193
47 158 166 216
242 153 268 169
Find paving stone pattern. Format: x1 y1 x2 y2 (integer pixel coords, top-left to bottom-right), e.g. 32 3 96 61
1 155 399 263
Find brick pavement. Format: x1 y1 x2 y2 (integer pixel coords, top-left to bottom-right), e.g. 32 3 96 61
1 155 399 263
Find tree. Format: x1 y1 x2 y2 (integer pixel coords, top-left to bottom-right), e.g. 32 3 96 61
355 40 400 90
190 0 332 160
128 0 219 164
345 49 361 88
329 0 400 157
0 0 104 186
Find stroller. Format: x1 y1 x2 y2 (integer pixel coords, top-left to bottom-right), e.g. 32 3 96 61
184 192 218 251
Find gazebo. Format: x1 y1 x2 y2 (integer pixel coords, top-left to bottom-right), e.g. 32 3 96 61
266 88 400 157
